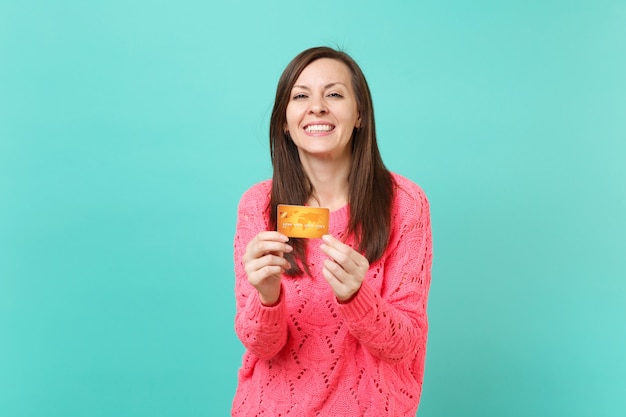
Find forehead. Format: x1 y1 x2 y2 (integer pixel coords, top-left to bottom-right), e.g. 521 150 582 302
293 58 353 87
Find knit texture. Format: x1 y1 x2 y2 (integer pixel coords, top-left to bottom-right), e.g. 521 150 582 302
232 173 433 417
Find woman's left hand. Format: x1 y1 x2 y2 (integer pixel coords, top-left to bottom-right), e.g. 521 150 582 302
320 234 370 302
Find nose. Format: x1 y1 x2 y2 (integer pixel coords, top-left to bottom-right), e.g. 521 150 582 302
309 95 327 115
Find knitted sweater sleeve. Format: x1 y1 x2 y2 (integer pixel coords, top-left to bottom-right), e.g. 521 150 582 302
338 182 433 364
233 183 288 360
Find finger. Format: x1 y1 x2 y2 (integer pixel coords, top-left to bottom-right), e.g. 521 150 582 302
321 233 344 248
320 234 359 257
320 244 358 271
256 231 289 243
253 240 293 256
249 265 283 283
244 231 288 255
320 238 360 272
321 263 339 285
322 262 346 287
323 235 369 267
244 239 292 263
246 254 291 282
322 258 350 283
321 263 361 301
246 253 291 274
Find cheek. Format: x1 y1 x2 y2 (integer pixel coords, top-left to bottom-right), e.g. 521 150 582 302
285 106 297 126
337 103 359 124
340 111 360 128
285 108 307 131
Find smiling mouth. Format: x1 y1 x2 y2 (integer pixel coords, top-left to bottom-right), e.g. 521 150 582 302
304 124 335 133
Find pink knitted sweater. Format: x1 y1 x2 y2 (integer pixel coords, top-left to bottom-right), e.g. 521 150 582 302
232 173 432 417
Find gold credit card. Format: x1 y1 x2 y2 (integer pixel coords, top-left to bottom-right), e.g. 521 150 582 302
277 204 330 238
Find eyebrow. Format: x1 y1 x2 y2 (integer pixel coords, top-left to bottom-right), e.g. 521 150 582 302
292 82 348 90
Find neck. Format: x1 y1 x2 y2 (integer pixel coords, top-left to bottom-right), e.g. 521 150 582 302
300 154 350 212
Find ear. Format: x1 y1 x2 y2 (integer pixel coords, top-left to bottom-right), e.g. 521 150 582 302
355 115 362 129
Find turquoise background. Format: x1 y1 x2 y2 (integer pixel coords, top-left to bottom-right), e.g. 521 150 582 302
1 1 625 416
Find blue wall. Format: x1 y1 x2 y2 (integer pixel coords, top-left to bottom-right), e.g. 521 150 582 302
1 1 625 416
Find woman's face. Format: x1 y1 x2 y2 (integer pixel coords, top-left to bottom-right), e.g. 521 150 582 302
285 58 361 163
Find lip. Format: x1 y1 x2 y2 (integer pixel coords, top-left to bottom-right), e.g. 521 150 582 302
302 121 336 136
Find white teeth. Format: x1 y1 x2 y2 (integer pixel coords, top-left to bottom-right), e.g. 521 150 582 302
305 124 333 133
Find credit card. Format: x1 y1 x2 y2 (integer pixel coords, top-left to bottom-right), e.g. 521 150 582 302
277 204 330 238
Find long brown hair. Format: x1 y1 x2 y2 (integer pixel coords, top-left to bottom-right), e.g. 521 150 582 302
269 47 394 276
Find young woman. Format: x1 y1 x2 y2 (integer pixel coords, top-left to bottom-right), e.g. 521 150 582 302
232 46 433 416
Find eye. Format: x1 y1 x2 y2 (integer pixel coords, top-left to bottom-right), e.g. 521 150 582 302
327 92 343 98
292 93 308 100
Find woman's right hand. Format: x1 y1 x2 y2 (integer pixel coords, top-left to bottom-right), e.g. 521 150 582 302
242 231 292 305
